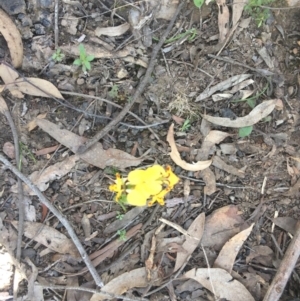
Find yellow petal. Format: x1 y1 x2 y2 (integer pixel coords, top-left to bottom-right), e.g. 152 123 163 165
127 189 148 206
137 182 162 196
150 187 171 206
145 165 165 181
128 169 147 184
164 165 179 187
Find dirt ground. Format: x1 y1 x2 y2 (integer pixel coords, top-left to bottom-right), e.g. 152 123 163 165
1 0 300 300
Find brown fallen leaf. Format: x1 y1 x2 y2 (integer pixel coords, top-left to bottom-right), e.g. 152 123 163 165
201 205 244 251
0 63 23 98
216 0 230 42
13 78 64 99
202 99 277 128
174 212 205 272
213 223 254 273
184 268 255 301
11 155 78 195
0 9 23 67
272 216 297 235
90 267 150 301
232 0 247 27
36 119 144 169
27 113 47 131
11 221 80 259
167 123 212 171
212 156 245 178
246 245 273 264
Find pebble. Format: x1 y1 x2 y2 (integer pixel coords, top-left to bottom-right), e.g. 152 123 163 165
77 78 85 85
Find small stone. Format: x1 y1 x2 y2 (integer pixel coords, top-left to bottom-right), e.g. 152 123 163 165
288 86 294 96
293 48 298 55
34 24 45 35
117 68 128 79
77 78 85 85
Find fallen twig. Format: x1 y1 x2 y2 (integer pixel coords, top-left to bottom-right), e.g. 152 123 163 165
0 96 25 298
76 0 187 154
38 285 148 301
263 221 300 301
0 154 104 287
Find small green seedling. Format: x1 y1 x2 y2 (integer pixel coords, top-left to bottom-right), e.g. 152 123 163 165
181 119 191 132
108 84 119 98
116 212 124 220
73 44 94 72
52 48 65 62
117 229 127 241
193 0 205 8
244 0 275 27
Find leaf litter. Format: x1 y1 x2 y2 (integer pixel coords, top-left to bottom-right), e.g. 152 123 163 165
1 0 299 299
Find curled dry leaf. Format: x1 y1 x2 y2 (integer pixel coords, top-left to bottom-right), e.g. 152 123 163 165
167 123 212 171
203 99 278 128
184 268 255 301
174 213 205 272
0 9 23 68
36 119 144 169
11 221 80 259
213 223 254 273
95 23 130 37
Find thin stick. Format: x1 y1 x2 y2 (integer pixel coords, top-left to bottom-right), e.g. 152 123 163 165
76 0 187 154
39 285 148 301
0 154 104 288
263 222 300 301
54 0 59 49
0 97 24 262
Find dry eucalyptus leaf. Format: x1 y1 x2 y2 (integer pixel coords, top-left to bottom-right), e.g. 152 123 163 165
13 78 64 99
202 205 244 250
213 223 254 273
174 213 205 272
36 119 145 169
203 99 277 128
11 155 78 195
216 0 230 42
232 0 247 27
0 63 23 98
27 113 47 131
0 9 23 67
196 74 252 102
90 268 149 301
11 221 80 259
95 23 130 37
184 268 255 301
167 123 212 171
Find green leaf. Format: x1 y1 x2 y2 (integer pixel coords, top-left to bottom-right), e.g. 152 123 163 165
86 55 94 62
246 98 256 109
73 58 82 66
84 61 91 70
193 0 204 8
239 126 253 138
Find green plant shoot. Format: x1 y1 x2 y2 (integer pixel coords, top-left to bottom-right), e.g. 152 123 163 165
193 0 205 8
73 44 94 72
52 48 65 62
181 119 191 132
117 229 127 241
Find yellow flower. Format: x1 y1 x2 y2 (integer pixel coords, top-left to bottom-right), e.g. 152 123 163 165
109 173 123 201
148 187 171 206
164 165 179 188
126 165 165 206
